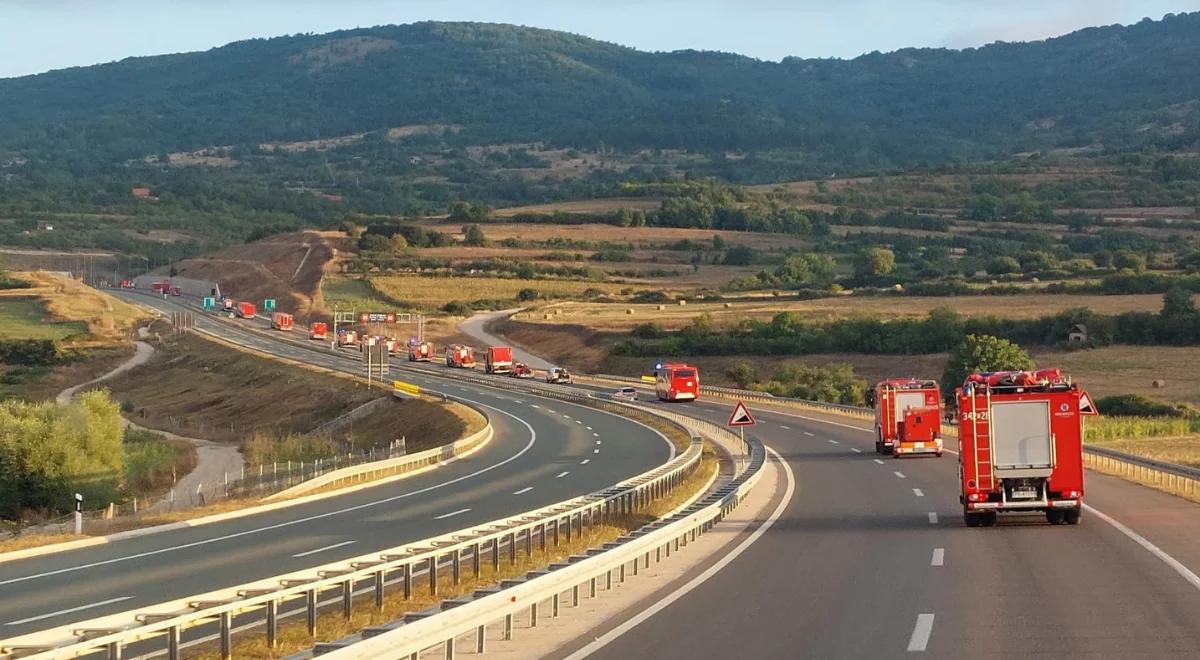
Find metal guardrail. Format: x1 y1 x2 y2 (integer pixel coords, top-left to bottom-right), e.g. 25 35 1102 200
0 402 705 659
315 407 765 658
1083 444 1200 500
265 421 494 500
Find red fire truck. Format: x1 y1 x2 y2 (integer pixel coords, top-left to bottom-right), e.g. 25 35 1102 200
408 341 434 362
309 322 328 340
874 379 942 457
958 369 1092 527
446 345 475 368
655 363 700 402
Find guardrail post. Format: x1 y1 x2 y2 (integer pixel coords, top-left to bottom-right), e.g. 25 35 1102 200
530 602 539 628
504 613 514 640
477 624 487 653
267 599 278 648
590 576 597 598
566 513 573 542
492 538 500 571
374 570 385 610
553 593 560 617
107 640 122 660
453 549 461 585
342 579 353 619
306 589 317 635
572 584 580 607
403 564 412 600
606 569 613 590
656 546 662 563
644 552 650 570
619 563 626 583
473 542 481 578
167 625 181 660
509 533 516 564
430 556 439 596
632 555 639 576
553 518 560 547
220 611 233 659
445 637 455 660
539 524 546 551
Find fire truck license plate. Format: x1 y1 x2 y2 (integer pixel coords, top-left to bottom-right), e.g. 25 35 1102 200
1012 487 1038 499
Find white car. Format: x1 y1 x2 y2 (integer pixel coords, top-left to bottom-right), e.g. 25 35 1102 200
612 387 638 402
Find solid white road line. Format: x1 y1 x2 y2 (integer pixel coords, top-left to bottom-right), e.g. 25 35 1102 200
907 613 935 652
556 471 570 478
913 488 925 497
873 459 886 465
434 508 471 520
851 448 863 453
563 446 795 660
894 471 907 479
928 512 939 524
292 540 356 558
580 459 590 465
1084 503 1200 593
931 548 945 567
0 398 540 588
6 596 133 626
512 487 533 495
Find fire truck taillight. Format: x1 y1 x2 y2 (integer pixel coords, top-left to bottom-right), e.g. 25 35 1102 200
1064 490 1081 499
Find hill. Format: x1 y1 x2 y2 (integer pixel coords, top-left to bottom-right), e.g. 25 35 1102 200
2 15 1200 172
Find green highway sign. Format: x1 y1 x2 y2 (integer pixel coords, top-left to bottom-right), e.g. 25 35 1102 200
264 298 276 312
202 297 216 310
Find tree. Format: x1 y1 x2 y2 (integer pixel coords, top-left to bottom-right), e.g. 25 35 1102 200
1019 251 1057 272
1178 250 1200 273
516 288 539 302
338 220 359 237
722 245 757 266
389 234 409 250
941 335 1036 400
986 256 1021 276
462 224 487 247
726 361 758 388
854 248 895 279
712 234 727 251
357 234 391 252
1093 250 1114 268
1162 286 1196 317
1113 251 1147 272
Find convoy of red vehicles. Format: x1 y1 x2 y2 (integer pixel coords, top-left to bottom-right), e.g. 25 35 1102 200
145 281 1095 528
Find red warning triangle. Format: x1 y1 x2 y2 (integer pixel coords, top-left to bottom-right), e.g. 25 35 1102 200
728 401 756 426
1079 391 1098 416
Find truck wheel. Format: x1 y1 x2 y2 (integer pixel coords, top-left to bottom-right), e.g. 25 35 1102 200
1063 509 1082 525
1045 509 1065 525
874 441 882 454
981 512 998 527
964 510 981 527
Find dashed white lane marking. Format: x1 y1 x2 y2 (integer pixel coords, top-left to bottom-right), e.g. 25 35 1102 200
928 512 939 524
556 471 570 478
803 431 815 437
907 613 935 652
851 448 863 453
513 399 524 404
512 487 533 495
931 548 945 566
586 426 593 431
576 420 583 424
873 459 886 465
593 448 600 454
828 439 839 445
595 440 602 445
434 508 471 520
913 488 925 497
779 425 791 430
6 596 133 626
580 459 590 465
894 471 907 479
593 432 600 437
563 414 572 418
530 404 540 409
292 540 356 558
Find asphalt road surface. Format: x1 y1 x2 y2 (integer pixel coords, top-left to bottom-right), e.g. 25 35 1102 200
0 294 671 638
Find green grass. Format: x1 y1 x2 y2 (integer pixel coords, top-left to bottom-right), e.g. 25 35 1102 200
0 299 86 340
123 429 197 498
321 277 397 314
1087 416 1200 443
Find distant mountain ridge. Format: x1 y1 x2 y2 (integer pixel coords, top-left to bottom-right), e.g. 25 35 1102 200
1 14 1199 171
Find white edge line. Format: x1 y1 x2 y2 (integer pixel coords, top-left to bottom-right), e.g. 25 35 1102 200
1084 503 1200 592
563 445 795 660
6 596 133 626
292 540 356 558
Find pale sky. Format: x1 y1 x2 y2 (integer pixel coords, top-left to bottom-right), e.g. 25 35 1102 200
2 0 1198 79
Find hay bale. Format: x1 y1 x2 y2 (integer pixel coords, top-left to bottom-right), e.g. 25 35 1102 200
626 308 634 315
554 309 563 315
724 302 732 308
1031 277 1040 283
544 314 552 320
1152 379 1166 389
678 300 687 306
657 304 666 311
893 284 904 292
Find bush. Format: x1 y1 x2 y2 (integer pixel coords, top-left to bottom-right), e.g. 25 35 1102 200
631 290 671 303
630 322 667 339
441 301 474 316
941 334 1035 398
243 432 340 465
726 361 758 388
986 256 1021 275
1095 394 1194 418
0 339 62 365
516 288 540 302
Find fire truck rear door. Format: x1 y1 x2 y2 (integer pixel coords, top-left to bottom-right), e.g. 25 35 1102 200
990 400 1054 477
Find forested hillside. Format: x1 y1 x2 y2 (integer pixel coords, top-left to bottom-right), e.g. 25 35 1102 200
1 14 1199 169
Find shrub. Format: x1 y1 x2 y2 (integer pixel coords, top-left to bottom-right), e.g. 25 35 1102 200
941 334 1035 398
441 301 473 316
1095 394 1194 418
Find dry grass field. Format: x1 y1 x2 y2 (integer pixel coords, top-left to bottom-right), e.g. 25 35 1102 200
0 271 147 345
513 293 1176 331
458 222 811 252
367 274 656 309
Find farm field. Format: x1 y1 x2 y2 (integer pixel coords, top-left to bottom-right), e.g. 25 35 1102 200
513 292 1179 331
367 274 657 310
449 222 811 252
0 298 86 340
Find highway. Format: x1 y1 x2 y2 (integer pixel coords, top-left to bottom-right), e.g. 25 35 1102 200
0 294 672 638
560 397 1200 658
